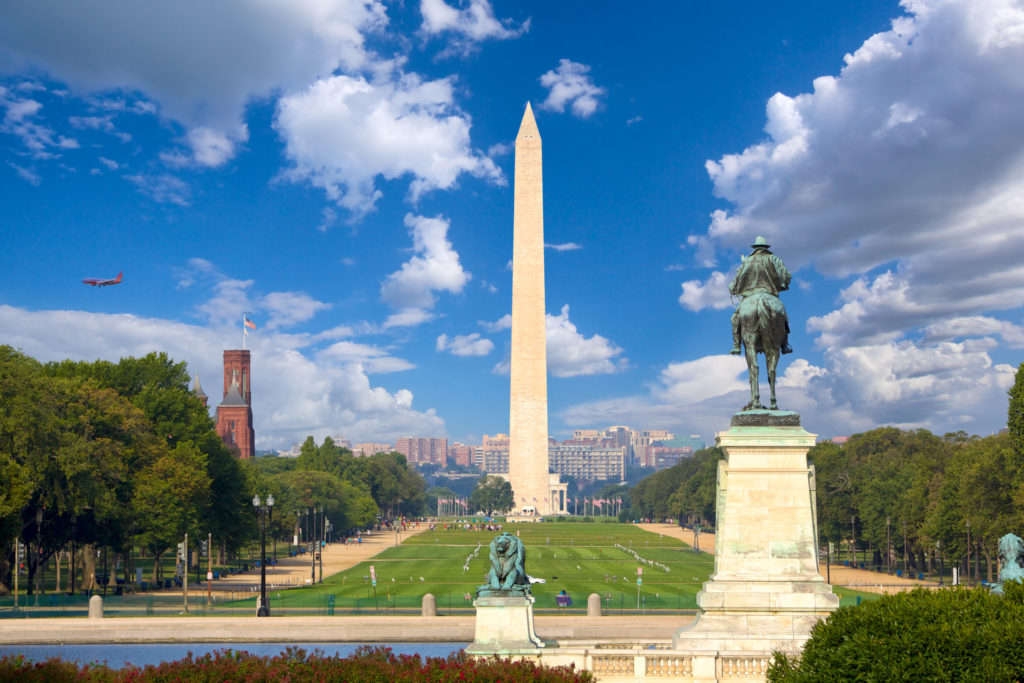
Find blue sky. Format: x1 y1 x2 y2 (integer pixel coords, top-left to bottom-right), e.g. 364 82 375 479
2 0 1023 451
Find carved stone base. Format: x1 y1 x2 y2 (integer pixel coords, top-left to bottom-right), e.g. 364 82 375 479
466 594 545 653
673 413 839 654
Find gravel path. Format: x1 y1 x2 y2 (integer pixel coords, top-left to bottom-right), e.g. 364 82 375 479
637 522 936 595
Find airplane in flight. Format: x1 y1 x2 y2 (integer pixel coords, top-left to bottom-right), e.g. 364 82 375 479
81 271 123 287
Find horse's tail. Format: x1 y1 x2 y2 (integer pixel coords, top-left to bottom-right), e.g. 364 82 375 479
757 295 781 352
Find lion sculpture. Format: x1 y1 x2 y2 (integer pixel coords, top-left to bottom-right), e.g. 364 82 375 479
476 532 530 597
992 533 1024 595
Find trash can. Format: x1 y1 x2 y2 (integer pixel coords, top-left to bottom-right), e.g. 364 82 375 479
327 594 335 616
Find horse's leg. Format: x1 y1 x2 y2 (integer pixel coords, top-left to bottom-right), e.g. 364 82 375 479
743 336 761 410
766 348 779 410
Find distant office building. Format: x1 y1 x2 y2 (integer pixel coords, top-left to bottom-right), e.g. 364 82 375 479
396 437 448 467
471 446 485 470
830 436 849 445
481 433 510 474
632 429 674 468
573 429 601 441
331 437 352 450
548 442 626 482
449 442 474 467
278 443 302 458
353 442 391 457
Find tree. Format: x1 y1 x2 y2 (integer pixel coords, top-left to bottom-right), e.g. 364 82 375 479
133 441 212 581
469 475 513 516
1010 363 1024 472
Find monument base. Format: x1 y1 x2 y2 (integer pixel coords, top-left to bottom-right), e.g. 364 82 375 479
674 410 839 653
466 594 545 653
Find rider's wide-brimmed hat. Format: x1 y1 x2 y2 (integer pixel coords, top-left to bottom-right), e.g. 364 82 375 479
751 236 770 249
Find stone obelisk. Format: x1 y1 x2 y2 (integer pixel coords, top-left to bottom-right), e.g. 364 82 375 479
509 103 555 515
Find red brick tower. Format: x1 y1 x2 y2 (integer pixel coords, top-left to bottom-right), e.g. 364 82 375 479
216 350 255 459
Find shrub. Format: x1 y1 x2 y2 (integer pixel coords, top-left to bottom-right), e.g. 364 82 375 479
0 646 593 682
768 582 1024 682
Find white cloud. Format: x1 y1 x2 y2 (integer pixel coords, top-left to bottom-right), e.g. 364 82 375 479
275 73 502 216
261 291 332 329
665 0 1024 440
539 59 606 118
480 314 511 332
922 315 1024 348
0 304 443 447
380 213 470 310
0 91 77 158
382 307 435 329
98 156 118 170
318 207 338 233
546 305 626 377
420 0 528 55
563 342 1015 444
195 277 255 327
124 173 190 206
437 332 494 356
7 162 40 185
679 271 734 311
545 242 582 251
316 340 415 373
697 0 1024 325
0 0 387 166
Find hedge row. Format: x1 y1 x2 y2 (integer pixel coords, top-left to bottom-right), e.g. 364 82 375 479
769 581 1024 682
0 646 593 683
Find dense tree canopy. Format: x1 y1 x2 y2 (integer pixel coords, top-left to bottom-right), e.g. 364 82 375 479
629 367 1024 580
469 475 514 516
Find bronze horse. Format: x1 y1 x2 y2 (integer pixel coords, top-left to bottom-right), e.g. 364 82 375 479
736 291 787 410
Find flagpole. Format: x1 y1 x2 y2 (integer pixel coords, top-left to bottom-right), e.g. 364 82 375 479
242 314 246 350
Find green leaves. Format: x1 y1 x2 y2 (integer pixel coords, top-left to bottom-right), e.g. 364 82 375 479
769 587 1024 682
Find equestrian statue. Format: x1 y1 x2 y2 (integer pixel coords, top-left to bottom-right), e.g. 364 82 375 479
729 236 793 411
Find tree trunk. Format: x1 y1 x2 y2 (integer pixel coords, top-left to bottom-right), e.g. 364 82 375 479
80 545 98 591
984 549 994 583
153 551 161 583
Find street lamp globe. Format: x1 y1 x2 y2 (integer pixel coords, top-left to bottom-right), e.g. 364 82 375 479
252 494 260 508
267 494 274 507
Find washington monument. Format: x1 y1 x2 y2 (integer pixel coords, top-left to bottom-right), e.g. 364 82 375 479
508 103 566 516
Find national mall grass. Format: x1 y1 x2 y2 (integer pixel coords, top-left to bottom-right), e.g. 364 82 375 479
233 523 872 613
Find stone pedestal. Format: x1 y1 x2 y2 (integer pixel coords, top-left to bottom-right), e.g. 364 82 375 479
674 411 838 652
466 594 545 653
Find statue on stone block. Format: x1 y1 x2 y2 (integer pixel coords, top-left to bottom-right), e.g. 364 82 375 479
476 532 531 597
729 235 793 411
991 533 1024 595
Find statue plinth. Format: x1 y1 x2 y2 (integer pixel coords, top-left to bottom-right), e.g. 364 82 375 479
674 411 838 652
467 593 545 653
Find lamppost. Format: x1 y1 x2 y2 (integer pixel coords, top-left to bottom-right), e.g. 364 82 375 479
886 517 892 574
252 494 274 616
34 507 43 607
318 506 324 583
310 507 316 584
936 540 943 586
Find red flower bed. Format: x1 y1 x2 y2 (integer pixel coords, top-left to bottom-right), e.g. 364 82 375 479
0 646 594 683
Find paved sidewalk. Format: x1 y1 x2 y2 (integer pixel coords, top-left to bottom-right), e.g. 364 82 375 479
207 525 428 596
0 614 690 645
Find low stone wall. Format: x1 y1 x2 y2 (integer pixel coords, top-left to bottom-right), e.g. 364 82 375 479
495 642 775 683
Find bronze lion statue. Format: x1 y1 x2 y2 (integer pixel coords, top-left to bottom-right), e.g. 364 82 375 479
992 533 1024 595
476 532 530 596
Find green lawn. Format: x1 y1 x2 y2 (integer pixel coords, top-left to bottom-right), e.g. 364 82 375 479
236 522 714 613
223 523 876 615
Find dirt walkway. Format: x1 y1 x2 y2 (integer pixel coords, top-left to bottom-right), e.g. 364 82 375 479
638 523 935 595
207 525 429 598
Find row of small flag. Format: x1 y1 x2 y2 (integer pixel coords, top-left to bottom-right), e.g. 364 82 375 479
574 497 623 506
